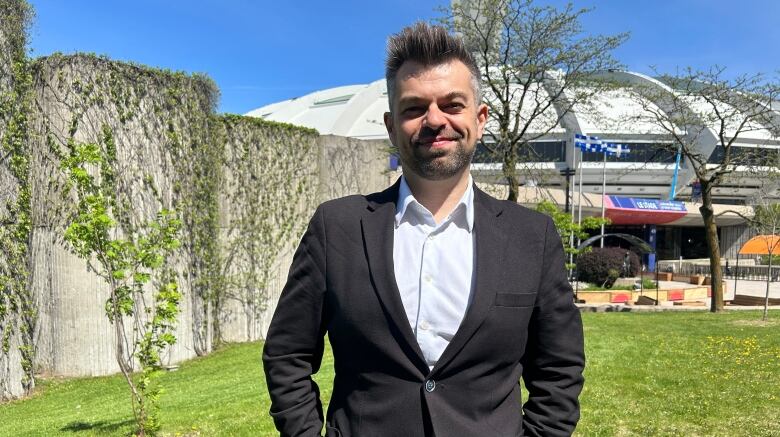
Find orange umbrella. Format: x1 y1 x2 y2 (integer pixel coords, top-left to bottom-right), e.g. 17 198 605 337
739 235 780 255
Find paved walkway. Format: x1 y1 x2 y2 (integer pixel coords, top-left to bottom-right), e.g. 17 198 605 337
723 277 780 299
575 277 780 312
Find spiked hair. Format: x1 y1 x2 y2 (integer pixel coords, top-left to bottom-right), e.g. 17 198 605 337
385 22 482 110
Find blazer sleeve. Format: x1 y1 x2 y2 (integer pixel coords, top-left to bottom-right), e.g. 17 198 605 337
521 216 586 437
263 205 328 437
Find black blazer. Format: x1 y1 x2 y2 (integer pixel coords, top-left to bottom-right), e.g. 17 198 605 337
263 182 585 437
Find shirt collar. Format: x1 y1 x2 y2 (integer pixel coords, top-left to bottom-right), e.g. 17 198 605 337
395 175 475 232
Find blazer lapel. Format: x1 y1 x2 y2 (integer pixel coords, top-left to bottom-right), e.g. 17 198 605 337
361 181 429 373
431 187 508 374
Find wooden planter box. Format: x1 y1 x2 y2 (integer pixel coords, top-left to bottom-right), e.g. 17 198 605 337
689 275 705 285
655 272 673 281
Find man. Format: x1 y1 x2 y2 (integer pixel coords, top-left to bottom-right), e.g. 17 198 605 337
263 22 585 437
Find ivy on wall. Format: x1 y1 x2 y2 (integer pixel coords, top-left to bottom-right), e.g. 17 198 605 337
0 0 36 397
0 0 324 407
217 114 318 341
34 52 225 361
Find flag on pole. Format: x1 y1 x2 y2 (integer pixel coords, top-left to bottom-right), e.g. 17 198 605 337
574 133 604 152
605 143 631 157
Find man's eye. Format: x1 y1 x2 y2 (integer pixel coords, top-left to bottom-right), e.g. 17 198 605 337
403 107 424 115
445 103 465 111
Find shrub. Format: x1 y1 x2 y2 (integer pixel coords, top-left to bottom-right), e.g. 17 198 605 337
641 278 657 289
577 247 641 287
604 268 620 288
758 255 780 265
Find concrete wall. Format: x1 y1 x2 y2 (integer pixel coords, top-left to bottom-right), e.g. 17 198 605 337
251 135 392 341
214 116 319 343
0 16 390 399
218 133 391 343
10 57 389 386
28 54 215 377
0 0 31 400
317 135 392 203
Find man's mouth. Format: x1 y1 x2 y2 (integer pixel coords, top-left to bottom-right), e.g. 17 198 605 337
418 137 456 148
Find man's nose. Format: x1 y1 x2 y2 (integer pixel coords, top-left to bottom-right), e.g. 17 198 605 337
423 104 447 129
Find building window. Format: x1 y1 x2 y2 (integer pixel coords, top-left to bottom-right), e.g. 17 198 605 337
473 141 566 163
707 145 779 165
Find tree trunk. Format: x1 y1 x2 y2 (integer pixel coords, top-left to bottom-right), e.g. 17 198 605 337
699 185 724 312
212 285 222 347
21 228 36 394
764 223 774 321
206 297 213 353
503 144 519 202
110 280 145 435
189 266 209 357
765 254 772 321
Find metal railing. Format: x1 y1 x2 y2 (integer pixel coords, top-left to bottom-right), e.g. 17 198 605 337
656 258 779 281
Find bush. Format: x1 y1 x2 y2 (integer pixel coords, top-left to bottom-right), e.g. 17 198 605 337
759 255 780 265
641 278 657 289
577 247 640 287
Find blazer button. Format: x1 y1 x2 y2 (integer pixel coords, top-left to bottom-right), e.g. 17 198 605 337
425 379 436 393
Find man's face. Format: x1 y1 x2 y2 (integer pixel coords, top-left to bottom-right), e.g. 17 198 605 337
384 59 488 181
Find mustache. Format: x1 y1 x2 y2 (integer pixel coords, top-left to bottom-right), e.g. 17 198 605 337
412 127 463 145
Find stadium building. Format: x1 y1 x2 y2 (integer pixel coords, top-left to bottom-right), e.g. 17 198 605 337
246 71 780 271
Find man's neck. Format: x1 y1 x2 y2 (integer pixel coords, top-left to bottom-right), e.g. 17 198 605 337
404 170 471 224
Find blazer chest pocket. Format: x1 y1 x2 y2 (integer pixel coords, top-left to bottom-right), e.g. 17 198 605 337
494 292 536 308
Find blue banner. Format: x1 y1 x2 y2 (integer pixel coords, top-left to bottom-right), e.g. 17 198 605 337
609 196 686 212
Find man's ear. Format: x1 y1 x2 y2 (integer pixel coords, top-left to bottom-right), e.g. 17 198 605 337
476 103 488 138
383 111 394 140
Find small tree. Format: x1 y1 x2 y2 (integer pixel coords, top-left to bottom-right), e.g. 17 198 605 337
743 164 780 321
626 67 780 312
62 131 181 436
535 199 607 271
750 204 780 321
443 0 627 201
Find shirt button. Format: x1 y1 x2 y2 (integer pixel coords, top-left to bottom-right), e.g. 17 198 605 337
425 379 436 393
424 275 432 283
427 234 435 241
420 320 430 330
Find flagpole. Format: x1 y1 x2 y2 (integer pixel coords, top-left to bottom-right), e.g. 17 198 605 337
600 149 607 248
570 137 577 223
669 144 682 201
577 146 583 243
569 138 577 269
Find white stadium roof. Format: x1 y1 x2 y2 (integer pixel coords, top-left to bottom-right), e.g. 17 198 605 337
245 80 390 140
245 70 780 202
246 70 779 145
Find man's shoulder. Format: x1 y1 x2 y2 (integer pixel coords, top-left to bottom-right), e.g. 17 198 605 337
319 194 372 211
317 194 371 219
315 185 397 220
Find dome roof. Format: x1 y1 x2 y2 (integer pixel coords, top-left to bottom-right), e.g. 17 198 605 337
245 80 390 140
246 70 780 146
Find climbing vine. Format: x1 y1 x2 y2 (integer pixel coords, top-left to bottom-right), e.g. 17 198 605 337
0 2 331 419
218 114 317 341
0 0 35 398
163 77 224 355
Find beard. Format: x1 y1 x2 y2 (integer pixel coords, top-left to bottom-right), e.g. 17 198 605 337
401 129 475 181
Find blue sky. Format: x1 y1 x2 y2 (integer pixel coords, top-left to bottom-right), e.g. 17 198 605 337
27 0 780 115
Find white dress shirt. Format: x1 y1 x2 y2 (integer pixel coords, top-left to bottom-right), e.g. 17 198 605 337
393 176 475 370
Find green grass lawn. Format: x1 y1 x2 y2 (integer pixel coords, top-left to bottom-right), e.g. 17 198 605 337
1 311 779 436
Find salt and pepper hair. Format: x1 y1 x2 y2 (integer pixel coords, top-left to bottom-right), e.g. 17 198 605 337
385 22 482 110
